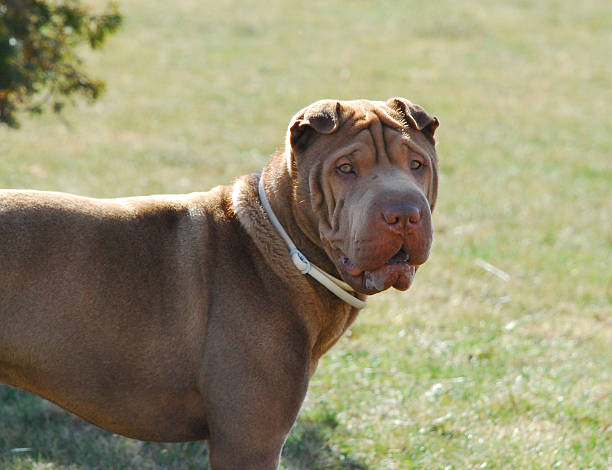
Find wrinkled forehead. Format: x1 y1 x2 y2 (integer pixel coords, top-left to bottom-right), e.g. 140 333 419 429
341 99 404 130
339 100 435 159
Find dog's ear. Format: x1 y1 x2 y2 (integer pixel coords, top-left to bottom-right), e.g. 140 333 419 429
288 100 342 153
387 97 439 145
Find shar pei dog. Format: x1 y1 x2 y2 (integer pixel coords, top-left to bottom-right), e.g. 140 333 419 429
0 97 439 469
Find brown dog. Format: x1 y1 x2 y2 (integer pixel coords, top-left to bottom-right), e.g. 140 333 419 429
0 98 438 469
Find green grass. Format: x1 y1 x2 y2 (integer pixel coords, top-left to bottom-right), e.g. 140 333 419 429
1 0 611 468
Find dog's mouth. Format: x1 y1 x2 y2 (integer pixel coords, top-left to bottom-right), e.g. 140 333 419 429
339 246 418 295
386 247 412 264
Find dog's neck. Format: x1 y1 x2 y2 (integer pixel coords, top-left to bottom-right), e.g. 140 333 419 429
261 149 338 278
231 168 364 363
258 165 367 310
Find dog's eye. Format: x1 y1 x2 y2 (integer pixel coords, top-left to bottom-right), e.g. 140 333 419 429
337 163 354 174
409 160 423 170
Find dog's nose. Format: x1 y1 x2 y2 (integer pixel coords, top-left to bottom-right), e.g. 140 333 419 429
381 202 421 229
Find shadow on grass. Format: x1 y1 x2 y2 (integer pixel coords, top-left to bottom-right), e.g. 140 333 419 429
0 386 367 470
282 413 367 470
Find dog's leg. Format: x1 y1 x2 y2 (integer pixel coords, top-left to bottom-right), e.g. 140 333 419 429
201 321 310 470
205 388 300 470
203 361 308 470
207 438 283 470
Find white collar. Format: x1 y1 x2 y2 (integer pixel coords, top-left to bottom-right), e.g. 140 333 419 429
257 173 366 309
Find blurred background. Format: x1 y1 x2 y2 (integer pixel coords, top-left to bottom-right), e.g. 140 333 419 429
1 1 610 468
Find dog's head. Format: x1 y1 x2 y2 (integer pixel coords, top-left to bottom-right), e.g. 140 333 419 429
286 98 439 295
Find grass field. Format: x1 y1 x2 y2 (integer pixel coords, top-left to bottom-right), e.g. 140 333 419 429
1 0 611 468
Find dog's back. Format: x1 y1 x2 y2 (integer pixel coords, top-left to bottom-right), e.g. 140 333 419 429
0 189 223 441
